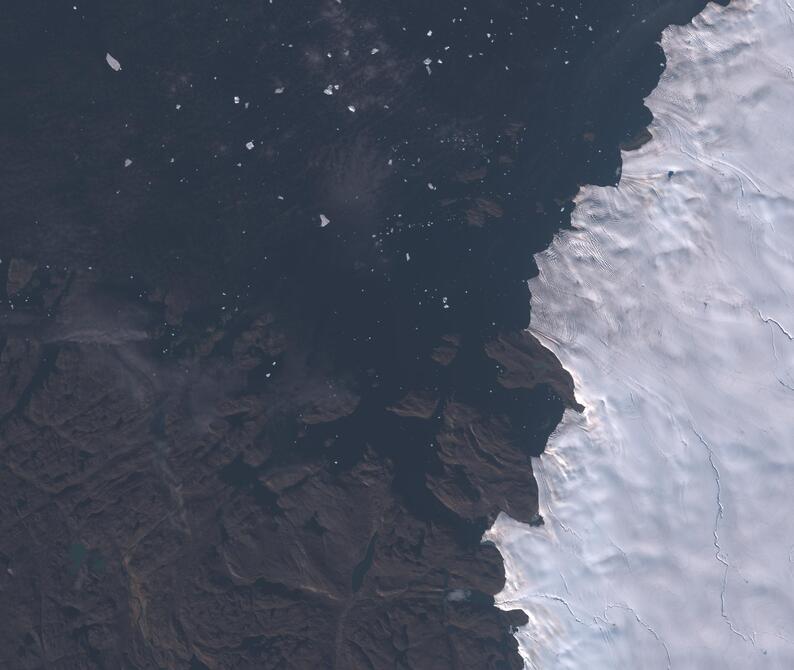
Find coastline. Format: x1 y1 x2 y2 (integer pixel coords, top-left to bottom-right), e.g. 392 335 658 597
488 0 794 666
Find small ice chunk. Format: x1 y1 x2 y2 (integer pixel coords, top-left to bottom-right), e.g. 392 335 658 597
371 48 379 55
124 158 133 168
323 85 334 95
274 86 285 94
233 96 240 104
348 105 356 113
427 182 436 190
319 214 331 227
245 141 255 150
105 53 122 71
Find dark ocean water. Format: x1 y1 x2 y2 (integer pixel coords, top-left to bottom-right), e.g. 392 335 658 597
0 1 720 668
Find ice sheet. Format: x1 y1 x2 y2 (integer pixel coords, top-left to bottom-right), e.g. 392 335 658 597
486 1 794 667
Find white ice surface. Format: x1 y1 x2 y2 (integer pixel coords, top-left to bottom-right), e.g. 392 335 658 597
105 52 122 72
486 1 794 667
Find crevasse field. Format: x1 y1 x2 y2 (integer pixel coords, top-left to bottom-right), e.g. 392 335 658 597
486 0 794 667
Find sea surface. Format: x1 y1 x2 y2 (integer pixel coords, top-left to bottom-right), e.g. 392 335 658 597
488 0 794 667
